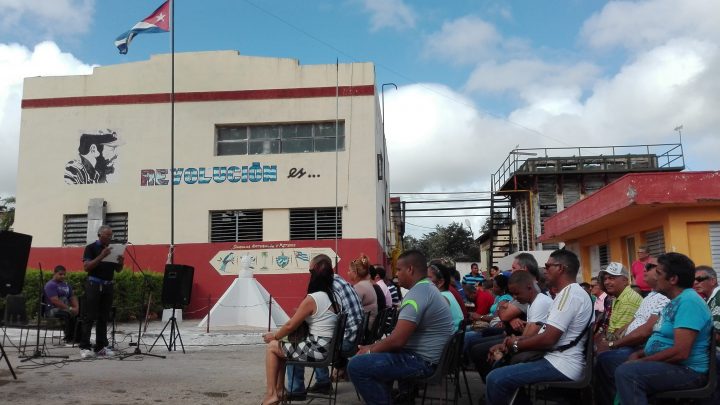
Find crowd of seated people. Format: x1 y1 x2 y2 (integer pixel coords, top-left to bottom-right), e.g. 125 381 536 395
260 248 718 405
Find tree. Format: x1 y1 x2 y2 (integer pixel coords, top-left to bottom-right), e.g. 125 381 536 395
409 222 479 261
0 196 15 231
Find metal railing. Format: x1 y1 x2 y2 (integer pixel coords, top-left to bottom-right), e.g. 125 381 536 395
491 143 684 192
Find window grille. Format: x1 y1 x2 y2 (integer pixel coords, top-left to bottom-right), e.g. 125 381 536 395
290 208 342 240
216 121 345 156
210 210 263 242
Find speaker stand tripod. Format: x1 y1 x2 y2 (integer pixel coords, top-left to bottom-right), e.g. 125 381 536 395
0 341 17 379
149 307 185 353
119 250 165 360
20 265 68 363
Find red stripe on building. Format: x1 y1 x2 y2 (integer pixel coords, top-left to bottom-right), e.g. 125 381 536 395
21 85 376 109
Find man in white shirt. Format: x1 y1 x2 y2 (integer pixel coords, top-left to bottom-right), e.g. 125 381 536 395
485 249 593 405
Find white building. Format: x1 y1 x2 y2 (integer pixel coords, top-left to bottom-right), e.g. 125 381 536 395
16 51 397 316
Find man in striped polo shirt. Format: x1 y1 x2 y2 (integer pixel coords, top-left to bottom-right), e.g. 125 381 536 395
462 262 485 287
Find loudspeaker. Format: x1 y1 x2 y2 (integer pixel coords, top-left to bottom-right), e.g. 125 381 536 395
161 264 194 307
0 231 32 297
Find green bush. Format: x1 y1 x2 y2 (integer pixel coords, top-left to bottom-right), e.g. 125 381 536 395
0 269 165 322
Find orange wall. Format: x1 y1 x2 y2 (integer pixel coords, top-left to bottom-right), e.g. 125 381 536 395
566 206 720 281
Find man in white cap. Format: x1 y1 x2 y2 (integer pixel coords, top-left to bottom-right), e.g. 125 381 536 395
598 262 643 340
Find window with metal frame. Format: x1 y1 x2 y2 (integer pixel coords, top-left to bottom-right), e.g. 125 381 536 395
643 229 665 257
216 121 345 156
709 223 720 270
290 208 342 240
210 210 263 242
106 212 129 243
62 212 128 245
63 214 88 246
598 244 610 268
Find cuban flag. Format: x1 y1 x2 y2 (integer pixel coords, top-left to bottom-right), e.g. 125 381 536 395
115 1 170 54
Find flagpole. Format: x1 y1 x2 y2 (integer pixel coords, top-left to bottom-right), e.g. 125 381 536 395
169 0 176 264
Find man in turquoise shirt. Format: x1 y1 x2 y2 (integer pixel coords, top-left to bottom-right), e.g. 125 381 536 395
615 252 712 405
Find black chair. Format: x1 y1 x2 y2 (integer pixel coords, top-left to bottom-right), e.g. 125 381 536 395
1 294 31 354
285 313 348 405
413 330 464 405
651 332 717 403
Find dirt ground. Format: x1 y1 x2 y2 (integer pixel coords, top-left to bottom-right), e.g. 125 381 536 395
1 322 484 404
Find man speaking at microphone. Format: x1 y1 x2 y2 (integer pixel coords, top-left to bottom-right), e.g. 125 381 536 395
79 225 124 358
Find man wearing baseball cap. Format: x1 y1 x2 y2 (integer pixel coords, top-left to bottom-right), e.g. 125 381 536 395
598 262 643 340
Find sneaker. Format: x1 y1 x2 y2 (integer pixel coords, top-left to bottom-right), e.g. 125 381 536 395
96 347 115 357
307 382 333 395
80 349 96 359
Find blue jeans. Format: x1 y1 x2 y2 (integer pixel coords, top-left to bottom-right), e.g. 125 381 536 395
285 339 354 393
347 351 435 405
615 361 707 405
594 347 635 405
485 358 570 405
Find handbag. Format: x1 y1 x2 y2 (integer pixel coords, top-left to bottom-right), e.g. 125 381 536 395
287 321 310 344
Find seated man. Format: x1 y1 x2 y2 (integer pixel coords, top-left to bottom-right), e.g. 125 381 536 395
497 253 542 334
615 253 712 404
596 262 643 341
692 265 720 402
470 271 552 381
347 250 454 405
484 249 593 405
594 259 669 405
43 265 79 343
462 262 484 287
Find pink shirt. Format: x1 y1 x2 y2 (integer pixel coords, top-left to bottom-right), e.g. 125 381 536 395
631 259 652 292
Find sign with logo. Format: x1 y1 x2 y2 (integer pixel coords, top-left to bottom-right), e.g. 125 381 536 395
209 247 339 275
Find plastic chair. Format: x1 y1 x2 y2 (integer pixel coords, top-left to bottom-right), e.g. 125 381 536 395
285 313 348 405
414 330 464 405
651 332 717 403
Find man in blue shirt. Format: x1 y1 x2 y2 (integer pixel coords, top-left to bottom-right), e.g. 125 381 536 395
615 252 712 405
43 265 79 343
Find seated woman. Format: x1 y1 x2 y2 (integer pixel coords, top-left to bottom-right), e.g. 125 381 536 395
463 274 513 355
347 254 378 326
261 259 339 405
615 253 712 405
429 263 464 330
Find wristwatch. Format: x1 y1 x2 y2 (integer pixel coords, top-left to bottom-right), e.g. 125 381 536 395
608 341 615 349
512 339 519 353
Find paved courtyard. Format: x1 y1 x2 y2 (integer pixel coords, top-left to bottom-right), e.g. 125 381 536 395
1 321 484 404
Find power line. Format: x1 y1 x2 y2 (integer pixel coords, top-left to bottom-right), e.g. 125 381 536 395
404 214 491 218
403 198 492 204
239 0 571 146
391 191 492 195
403 206 492 212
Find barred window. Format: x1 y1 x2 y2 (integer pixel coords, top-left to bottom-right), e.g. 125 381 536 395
210 210 263 242
598 244 610 268
290 208 342 240
216 121 345 156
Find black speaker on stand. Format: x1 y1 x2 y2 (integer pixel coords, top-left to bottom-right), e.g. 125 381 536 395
0 230 33 379
150 264 193 353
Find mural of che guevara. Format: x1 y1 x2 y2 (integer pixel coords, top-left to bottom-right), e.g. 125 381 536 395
64 131 122 185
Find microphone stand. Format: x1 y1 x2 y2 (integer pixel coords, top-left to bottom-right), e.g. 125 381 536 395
120 244 165 360
20 263 68 362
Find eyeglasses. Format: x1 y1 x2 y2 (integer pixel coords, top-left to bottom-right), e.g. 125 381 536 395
695 276 710 283
644 263 657 272
544 263 563 269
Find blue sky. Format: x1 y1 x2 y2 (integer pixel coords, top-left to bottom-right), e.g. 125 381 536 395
1 0 719 235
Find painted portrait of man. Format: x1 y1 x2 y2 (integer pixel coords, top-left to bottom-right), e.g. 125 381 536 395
64 131 122 185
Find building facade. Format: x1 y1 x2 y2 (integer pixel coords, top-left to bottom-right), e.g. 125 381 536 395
539 171 720 280
15 51 396 316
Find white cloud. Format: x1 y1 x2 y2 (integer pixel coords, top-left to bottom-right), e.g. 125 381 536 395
362 0 416 31
464 59 601 100
0 41 95 195
581 0 720 51
0 0 95 37
423 15 529 64
424 16 502 64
